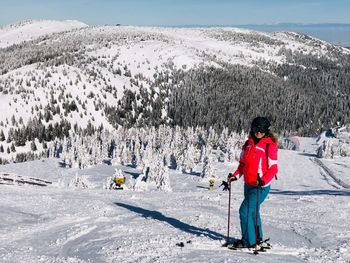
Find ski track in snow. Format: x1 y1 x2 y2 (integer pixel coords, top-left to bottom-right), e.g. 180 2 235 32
312 158 350 189
1 142 350 262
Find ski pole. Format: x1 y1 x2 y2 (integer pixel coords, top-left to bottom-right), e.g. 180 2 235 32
226 179 232 245
254 184 260 255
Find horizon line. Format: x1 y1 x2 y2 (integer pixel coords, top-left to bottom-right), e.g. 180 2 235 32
2 19 350 28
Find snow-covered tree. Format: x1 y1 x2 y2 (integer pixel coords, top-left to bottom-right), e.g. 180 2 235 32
225 131 246 162
181 144 197 174
201 156 215 179
317 139 334 159
69 174 91 189
157 159 171 192
30 140 37 151
339 143 347 157
134 152 171 192
0 130 5 142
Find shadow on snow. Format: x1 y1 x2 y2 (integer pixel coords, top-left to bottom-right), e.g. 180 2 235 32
270 189 350 196
182 171 202 177
196 186 210 190
115 202 226 241
123 170 141 179
297 152 318 157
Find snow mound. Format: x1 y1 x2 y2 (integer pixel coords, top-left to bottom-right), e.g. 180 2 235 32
0 20 88 48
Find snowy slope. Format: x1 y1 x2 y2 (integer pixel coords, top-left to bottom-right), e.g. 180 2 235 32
0 141 349 262
0 20 88 48
1 20 350 179
1 22 349 139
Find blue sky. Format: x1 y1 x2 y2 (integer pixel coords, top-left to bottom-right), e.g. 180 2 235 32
1 0 350 26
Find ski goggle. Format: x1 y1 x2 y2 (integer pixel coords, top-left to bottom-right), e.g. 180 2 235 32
251 126 268 134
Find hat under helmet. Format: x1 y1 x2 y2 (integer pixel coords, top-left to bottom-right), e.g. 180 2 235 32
251 117 271 133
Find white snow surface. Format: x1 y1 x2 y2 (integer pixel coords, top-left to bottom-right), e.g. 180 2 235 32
1 139 350 262
0 20 88 48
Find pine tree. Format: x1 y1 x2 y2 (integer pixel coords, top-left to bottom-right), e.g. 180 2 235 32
340 143 347 157
201 156 215 179
156 155 172 192
0 130 5 142
11 115 17 126
182 144 197 174
135 152 172 192
10 143 16 152
6 129 13 143
31 140 37 151
321 139 334 159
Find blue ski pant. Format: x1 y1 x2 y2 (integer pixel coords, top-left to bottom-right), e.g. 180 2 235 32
239 184 270 246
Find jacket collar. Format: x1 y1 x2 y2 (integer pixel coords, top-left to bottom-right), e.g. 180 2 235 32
248 136 274 146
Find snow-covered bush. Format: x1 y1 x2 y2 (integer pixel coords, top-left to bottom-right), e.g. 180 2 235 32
69 174 92 189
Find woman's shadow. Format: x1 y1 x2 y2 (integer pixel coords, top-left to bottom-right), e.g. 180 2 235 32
115 202 227 241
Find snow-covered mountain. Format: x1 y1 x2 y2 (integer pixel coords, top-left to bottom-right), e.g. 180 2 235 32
0 20 88 48
1 20 350 163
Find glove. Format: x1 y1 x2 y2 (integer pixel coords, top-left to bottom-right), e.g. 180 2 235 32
257 177 265 187
220 173 238 191
227 173 238 183
220 181 230 191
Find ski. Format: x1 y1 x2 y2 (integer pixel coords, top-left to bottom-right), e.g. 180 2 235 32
227 244 268 254
227 244 271 250
227 239 272 255
257 238 272 250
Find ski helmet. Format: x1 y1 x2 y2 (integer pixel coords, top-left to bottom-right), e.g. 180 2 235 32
250 117 271 133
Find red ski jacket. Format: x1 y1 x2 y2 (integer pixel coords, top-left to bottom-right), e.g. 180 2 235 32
231 137 278 187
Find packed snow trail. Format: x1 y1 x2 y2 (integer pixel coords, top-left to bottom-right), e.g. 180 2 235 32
0 148 350 262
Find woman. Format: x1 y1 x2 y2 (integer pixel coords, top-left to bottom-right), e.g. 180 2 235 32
228 116 278 249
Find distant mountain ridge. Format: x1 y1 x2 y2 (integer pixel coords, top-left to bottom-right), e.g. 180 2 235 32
165 22 350 47
236 23 350 47
0 19 88 30
0 20 88 48
241 22 350 27
1 20 350 161
160 23 350 47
